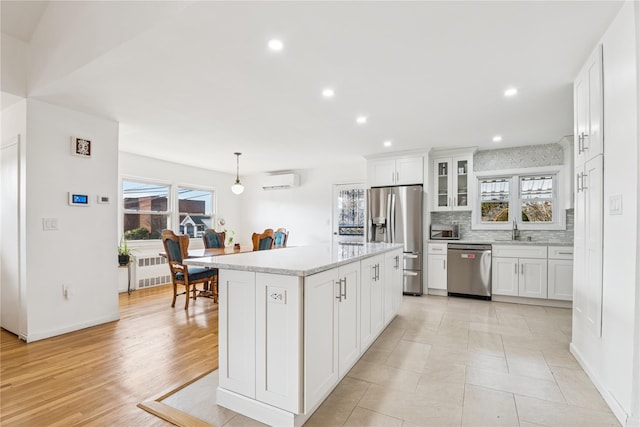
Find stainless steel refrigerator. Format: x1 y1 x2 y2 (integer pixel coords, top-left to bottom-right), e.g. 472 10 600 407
367 185 423 295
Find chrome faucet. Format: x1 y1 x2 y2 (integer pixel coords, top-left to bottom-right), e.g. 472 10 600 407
512 219 520 241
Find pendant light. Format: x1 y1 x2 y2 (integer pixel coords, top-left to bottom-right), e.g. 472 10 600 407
231 152 244 195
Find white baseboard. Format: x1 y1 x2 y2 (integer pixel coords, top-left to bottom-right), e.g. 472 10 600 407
25 312 120 343
427 289 447 296
570 343 629 426
492 294 572 308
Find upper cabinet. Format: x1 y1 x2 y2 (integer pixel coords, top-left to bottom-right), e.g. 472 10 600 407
432 153 473 211
368 156 423 187
574 44 603 166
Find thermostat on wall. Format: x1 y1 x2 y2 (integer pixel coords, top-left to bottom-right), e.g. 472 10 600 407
68 192 89 206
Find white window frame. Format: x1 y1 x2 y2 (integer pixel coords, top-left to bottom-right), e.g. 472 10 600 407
472 166 566 231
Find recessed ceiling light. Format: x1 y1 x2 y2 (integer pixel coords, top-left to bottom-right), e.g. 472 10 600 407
322 88 335 98
356 116 367 124
504 87 518 97
383 140 392 147
268 39 283 51
493 135 503 142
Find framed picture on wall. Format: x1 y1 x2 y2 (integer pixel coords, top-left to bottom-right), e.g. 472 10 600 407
71 136 92 158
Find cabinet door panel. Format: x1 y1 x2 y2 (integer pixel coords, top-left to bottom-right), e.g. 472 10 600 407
219 269 257 398
427 254 447 290
519 258 548 299
396 157 423 185
492 257 518 296
255 273 302 412
360 258 375 349
585 155 603 336
338 263 360 377
304 269 339 412
384 250 401 324
548 259 573 301
369 159 396 186
433 159 451 211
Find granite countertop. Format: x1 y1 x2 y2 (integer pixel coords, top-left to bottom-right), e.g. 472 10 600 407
183 242 403 277
428 239 573 247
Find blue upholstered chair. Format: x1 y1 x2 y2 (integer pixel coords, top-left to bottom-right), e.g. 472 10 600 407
202 229 225 249
252 229 275 251
274 228 289 248
161 229 218 308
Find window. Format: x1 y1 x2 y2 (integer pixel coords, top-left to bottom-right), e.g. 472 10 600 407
519 175 553 223
336 188 365 236
123 180 170 240
473 171 561 230
178 187 214 238
479 178 510 222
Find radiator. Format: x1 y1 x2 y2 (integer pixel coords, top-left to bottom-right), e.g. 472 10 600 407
133 254 171 289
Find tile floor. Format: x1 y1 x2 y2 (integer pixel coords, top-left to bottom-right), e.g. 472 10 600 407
169 294 621 427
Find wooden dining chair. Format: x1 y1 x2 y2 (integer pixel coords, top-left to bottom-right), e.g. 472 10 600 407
202 228 225 248
161 230 218 308
274 228 289 248
252 229 275 251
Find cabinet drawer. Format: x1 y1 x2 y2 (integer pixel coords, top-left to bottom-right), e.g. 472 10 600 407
428 243 448 254
548 246 574 260
492 245 547 259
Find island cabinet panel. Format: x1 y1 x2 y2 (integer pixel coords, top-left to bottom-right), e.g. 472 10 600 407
384 249 403 324
337 262 360 378
219 269 257 398
304 268 339 413
360 255 384 351
255 273 303 413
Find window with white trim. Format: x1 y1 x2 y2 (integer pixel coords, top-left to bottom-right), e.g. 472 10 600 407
123 180 170 240
474 172 561 230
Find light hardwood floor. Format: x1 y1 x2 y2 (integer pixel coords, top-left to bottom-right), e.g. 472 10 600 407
0 285 219 426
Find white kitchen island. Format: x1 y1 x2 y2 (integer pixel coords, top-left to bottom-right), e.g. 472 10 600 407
184 243 404 427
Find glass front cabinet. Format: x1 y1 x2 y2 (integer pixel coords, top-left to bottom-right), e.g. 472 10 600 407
432 154 473 211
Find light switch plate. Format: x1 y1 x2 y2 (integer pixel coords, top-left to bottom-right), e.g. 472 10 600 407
43 218 59 231
609 194 623 215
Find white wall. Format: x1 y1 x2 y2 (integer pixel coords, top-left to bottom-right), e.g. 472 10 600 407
0 34 27 97
119 152 241 254
24 99 120 342
239 162 367 247
572 2 639 425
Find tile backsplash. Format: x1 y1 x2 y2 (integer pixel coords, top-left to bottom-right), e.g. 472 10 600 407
430 209 574 244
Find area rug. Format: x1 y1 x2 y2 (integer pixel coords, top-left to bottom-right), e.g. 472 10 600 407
138 370 219 427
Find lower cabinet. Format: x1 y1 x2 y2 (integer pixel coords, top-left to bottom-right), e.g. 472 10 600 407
492 245 573 301
547 246 574 301
361 255 383 350
384 248 403 324
492 245 548 299
427 243 448 291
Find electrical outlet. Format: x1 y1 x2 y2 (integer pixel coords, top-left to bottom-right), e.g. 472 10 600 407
268 287 286 304
43 218 59 231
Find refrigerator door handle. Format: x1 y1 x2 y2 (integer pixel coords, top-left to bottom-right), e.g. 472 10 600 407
388 193 396 243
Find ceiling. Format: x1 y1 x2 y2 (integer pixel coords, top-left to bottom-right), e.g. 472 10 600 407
0 1 623 175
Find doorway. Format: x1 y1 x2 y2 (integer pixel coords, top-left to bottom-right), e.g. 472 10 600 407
332 183 366 245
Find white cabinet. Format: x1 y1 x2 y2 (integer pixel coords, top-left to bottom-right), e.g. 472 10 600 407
574 44 603 166
369 156 423 187
548 247 574 301
492 245 548 299
304 269 339 412
427 243 448 291
360 255 383 352
219 269 257 398
304 261 360 411
383 248 403 324
432 154 473 211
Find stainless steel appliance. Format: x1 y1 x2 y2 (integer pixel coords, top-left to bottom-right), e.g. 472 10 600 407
447 243 492 300
430 223 460 240
367 185 423 295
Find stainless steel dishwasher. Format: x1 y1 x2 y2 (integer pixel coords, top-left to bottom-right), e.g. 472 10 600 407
447 243 492 300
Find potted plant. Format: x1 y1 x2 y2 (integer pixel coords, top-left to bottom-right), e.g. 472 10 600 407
225 229 240 250
118 237 133 266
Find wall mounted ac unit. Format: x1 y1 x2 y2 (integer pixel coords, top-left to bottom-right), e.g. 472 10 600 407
262 173 300 190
